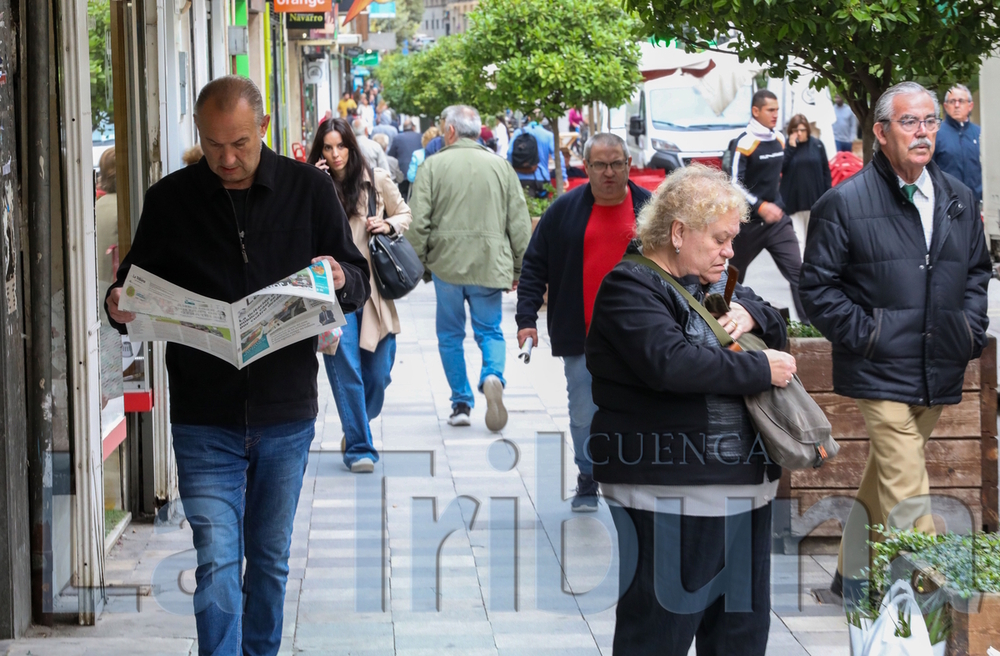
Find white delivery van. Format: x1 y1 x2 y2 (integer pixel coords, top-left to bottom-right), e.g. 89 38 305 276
606 42 836 170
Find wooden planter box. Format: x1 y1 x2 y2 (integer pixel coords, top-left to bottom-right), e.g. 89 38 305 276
778 337 998 536
891 555 1000 656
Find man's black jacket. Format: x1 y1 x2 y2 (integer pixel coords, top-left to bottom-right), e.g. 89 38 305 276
106 146 371 426
515 180 651 357
800 151 990 406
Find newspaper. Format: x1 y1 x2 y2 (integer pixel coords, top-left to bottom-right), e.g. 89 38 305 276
118 261 347 369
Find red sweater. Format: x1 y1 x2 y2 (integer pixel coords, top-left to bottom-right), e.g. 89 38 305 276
582 188 635 332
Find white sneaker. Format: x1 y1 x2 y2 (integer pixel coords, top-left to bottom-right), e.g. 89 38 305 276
350 458 375 473
482 375 508 432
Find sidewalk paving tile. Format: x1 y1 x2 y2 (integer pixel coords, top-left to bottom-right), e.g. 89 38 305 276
3 277 862 655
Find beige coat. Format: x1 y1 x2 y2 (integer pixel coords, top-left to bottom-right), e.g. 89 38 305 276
322 168 412 354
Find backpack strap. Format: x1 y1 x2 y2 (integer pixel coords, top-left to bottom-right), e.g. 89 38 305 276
622 253 735 348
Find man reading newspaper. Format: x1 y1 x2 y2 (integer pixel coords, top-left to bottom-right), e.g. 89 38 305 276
104 76 369 656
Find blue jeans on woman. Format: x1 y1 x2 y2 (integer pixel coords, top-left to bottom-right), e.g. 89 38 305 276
323 307 396 468
432 274 506 408
172 419 315 656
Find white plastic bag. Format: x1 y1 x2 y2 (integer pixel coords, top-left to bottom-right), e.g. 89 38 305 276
858 580 934 656
849 618 873 656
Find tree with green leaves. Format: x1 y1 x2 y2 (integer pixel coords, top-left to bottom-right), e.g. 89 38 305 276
88 0 114 135
377 34 489 118
625 0 1000 161
464 0 643 193
370 0 425 48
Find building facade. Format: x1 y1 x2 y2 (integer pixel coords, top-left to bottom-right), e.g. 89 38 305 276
0 0 350 638
421 0 450 38
445 0 478 34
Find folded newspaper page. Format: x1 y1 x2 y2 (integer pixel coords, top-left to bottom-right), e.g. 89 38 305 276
118 261 347 369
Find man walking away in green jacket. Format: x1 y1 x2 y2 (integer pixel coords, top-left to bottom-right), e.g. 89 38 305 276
407 104 532 431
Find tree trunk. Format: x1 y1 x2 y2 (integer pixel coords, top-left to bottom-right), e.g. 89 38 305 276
851 88 881 164
588 103 596 136
551 120 564 195
860 106 875 164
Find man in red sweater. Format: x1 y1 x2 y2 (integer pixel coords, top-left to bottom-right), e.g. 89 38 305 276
516 133 651 511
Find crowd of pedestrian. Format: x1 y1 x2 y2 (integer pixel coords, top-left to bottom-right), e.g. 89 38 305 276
101 72 992 656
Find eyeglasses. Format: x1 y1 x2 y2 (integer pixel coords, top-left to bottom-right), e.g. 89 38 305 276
588 160 627 173
945 98 971 106
885 117 941 133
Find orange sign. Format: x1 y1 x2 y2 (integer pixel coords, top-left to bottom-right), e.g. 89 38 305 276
341 0 373 24
273 0 332 13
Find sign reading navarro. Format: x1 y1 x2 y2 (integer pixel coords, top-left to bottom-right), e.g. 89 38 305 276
286 12 326 29
273 0 332 13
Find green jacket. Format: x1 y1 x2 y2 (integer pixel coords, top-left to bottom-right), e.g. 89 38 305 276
407 138 531 288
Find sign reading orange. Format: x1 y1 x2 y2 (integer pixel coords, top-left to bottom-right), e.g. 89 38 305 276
273 0 332 13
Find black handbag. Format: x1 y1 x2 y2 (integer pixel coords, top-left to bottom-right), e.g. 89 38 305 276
366 184 424 300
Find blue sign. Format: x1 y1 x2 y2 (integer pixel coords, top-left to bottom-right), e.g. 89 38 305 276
368 1 396 18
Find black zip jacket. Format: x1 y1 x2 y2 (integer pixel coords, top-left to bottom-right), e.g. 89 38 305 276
105 146 371 426
800 152 990 406
515 181 651 357
780 136 832 214
586 247 786 486
730 130 785 220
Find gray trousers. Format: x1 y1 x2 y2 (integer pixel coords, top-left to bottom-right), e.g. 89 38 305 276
730 215 808 322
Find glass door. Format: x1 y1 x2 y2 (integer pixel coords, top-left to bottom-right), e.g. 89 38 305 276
87 0 132 543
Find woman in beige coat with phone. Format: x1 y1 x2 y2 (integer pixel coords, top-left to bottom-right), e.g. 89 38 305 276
308 117 412 473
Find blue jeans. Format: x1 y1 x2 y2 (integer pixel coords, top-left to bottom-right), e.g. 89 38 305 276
563 355 598 476
171 419 315 656
323 308 396 467
432 273 506 408
836 140 853 152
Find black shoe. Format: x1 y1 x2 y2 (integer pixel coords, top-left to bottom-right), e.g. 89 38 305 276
830 570 844 597
448 403 471 426
571 473 599 512
824 570 869 606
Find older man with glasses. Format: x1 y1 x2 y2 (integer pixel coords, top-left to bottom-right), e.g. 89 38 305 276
516 133 651 511
800 81 991 603
934 83 982 205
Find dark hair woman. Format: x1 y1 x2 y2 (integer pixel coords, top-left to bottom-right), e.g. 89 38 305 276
307 117 413 474
586 165 796 656
780 114 832 258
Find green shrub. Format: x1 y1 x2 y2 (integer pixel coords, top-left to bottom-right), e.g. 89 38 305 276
524 183 556 218
869 526 1000 599
787 320 823 338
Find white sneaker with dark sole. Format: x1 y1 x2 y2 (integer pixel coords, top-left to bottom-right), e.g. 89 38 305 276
482 375 508 432
350 458 375 473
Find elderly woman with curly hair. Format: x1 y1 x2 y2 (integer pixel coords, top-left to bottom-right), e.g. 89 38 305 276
586 165 797 655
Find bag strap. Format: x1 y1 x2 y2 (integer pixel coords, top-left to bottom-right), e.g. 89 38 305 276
366 183 379 219
622 253 734 348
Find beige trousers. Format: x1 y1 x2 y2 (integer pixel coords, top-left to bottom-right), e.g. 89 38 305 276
790 210 810 259
837 399 943 579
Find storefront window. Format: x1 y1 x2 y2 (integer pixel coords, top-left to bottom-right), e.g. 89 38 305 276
89 0 129 537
